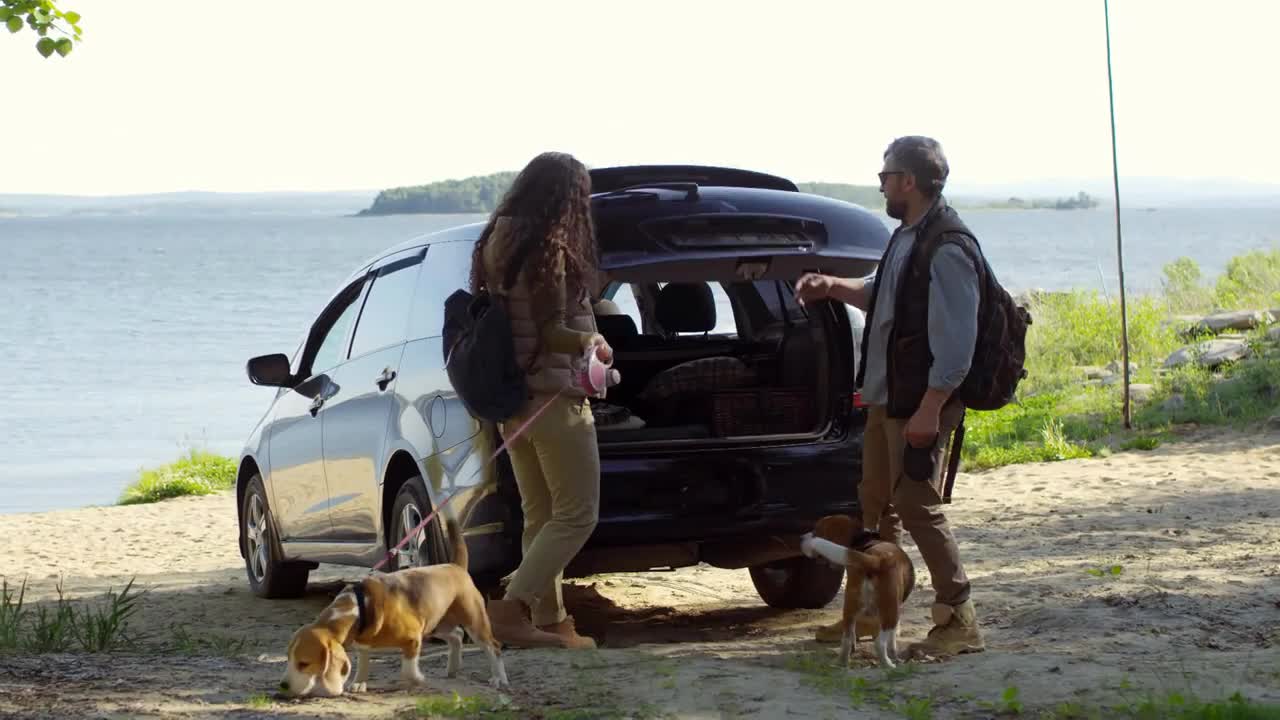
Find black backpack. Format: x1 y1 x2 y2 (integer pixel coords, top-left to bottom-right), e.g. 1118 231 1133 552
916 213 1033 412
441 235 542 423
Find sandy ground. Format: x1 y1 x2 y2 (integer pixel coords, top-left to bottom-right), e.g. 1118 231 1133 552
2 426 1279 719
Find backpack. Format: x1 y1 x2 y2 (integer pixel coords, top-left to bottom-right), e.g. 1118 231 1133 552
441 233 542 423
917 214 1032 412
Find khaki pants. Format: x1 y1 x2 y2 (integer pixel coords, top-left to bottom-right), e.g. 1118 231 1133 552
859 402 971 606
499 393 600 626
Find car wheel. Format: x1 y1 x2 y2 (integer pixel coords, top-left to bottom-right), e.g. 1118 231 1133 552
241 474 310 599
388 476 448 570
748 555 844 609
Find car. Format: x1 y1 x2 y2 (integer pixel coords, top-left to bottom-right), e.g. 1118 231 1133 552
235 165 889 610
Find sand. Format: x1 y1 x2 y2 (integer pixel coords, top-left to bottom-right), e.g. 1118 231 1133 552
1 425 1278 719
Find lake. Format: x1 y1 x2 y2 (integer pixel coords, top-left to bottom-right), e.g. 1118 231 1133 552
1 204 1276 513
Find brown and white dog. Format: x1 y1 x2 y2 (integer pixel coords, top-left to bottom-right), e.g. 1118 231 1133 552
801 514 915 668
280 520 510 697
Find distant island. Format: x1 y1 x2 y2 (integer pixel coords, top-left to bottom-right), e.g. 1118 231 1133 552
356 172 1102 216
358 172 886 216
981 191 1101 210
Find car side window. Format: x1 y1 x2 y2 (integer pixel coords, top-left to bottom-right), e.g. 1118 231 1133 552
348 258 423 359
407 241 475 340
309 294 363 377
606 283 645 332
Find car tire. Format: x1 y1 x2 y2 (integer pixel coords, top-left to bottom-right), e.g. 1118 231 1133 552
748 555 844 609
241 474 310 599
388 476 448 569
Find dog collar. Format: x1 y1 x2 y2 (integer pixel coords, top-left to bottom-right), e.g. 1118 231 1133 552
352 582 370 635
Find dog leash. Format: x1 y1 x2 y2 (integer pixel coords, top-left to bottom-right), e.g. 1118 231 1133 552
372 345 616 573
369 387 568 572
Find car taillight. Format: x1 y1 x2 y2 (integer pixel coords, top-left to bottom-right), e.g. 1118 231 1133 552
852 392 867 409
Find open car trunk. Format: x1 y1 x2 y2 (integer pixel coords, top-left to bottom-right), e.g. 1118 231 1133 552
585 177 889 447
589 276 843 447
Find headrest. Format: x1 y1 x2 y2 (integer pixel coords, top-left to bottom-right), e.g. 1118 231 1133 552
595 314 638 340
656 283 716 334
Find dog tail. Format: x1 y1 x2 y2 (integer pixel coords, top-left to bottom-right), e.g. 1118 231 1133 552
445 517 469 570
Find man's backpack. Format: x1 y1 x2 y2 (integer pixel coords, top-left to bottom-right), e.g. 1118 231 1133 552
918 210 1032 412
441 232 542 424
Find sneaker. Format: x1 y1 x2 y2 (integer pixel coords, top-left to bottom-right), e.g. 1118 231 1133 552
907 600 985 657
537 615 598 650
814 616 881 644
486 597 566 649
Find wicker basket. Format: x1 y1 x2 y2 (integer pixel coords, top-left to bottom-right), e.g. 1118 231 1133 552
710 387 816 437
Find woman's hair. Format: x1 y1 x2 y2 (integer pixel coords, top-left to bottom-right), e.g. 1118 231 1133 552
469 151 598 305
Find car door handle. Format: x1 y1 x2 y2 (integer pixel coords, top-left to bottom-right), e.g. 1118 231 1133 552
375 368 397 391
309 395 325 416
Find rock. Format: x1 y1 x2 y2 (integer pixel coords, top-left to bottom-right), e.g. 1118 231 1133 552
1163 339 1251 369
1268 326 1280 343
1129 384 1156 403
1077 365 1110 380
1106 360 1139 375
1193 310 1275 335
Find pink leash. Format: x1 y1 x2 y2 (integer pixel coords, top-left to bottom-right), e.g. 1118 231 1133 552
371 345 614 568
369 389 567 572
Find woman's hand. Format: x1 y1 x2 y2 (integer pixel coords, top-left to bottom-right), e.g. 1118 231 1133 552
589 334 613 364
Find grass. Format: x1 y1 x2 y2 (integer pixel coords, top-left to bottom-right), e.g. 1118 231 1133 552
118 448 236 505
1033 690 1280 719
0 575 143 653
964 248 1280 471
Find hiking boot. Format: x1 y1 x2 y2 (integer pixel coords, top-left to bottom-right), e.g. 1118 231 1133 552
537 615 597 650
907 600 985 657
486 597 565 649
815 616 880 644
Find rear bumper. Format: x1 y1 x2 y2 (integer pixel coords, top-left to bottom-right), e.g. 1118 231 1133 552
587 423 864 547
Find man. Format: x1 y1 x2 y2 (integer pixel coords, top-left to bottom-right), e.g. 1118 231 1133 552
795 135 984 657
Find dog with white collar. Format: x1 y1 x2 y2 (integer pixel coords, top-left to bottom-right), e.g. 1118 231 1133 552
280 519 510 697
801 514 916 668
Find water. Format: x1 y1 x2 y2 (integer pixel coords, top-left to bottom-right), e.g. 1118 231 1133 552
1 205 1276 514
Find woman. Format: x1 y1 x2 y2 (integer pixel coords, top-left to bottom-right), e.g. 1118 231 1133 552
470 151 612 649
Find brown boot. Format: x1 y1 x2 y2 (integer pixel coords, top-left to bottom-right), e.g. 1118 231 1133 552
907 600 985 658
815 616 880 644
537 615 597 650
487 597 565 649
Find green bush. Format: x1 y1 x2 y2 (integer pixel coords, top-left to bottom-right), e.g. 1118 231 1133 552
118 450 236 505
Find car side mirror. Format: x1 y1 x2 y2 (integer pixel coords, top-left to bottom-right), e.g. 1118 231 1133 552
247 353 294 387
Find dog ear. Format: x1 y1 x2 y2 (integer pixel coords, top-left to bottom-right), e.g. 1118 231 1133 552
319 640 331 676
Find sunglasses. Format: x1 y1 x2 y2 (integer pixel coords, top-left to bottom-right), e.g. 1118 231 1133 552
878 170 905 184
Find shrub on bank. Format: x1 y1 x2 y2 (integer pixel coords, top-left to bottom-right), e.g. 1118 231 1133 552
118 450 236 506
962 249 1280 471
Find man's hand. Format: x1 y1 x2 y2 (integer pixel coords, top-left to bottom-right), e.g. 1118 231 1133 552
795 273 836 306
905 388 951 448
904 406 940 448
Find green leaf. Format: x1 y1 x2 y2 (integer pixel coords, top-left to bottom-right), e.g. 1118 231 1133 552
36 36 55 57
1109 565 1123 575
1086 568 1103 577
6 15 22 32
0 8 11 21
63 10 80 24
55 36 71 56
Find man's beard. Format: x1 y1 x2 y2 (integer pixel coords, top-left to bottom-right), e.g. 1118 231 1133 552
885 198 908 220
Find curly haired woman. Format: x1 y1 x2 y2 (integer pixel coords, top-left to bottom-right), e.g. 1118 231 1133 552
470 151 612 649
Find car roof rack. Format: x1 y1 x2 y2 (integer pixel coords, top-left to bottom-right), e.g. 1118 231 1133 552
589 165 798 194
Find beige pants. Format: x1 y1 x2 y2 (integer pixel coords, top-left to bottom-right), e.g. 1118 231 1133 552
859 402 971 606
499 393 600 626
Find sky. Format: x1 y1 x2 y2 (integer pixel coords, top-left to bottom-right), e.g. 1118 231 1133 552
1 0 1277 196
